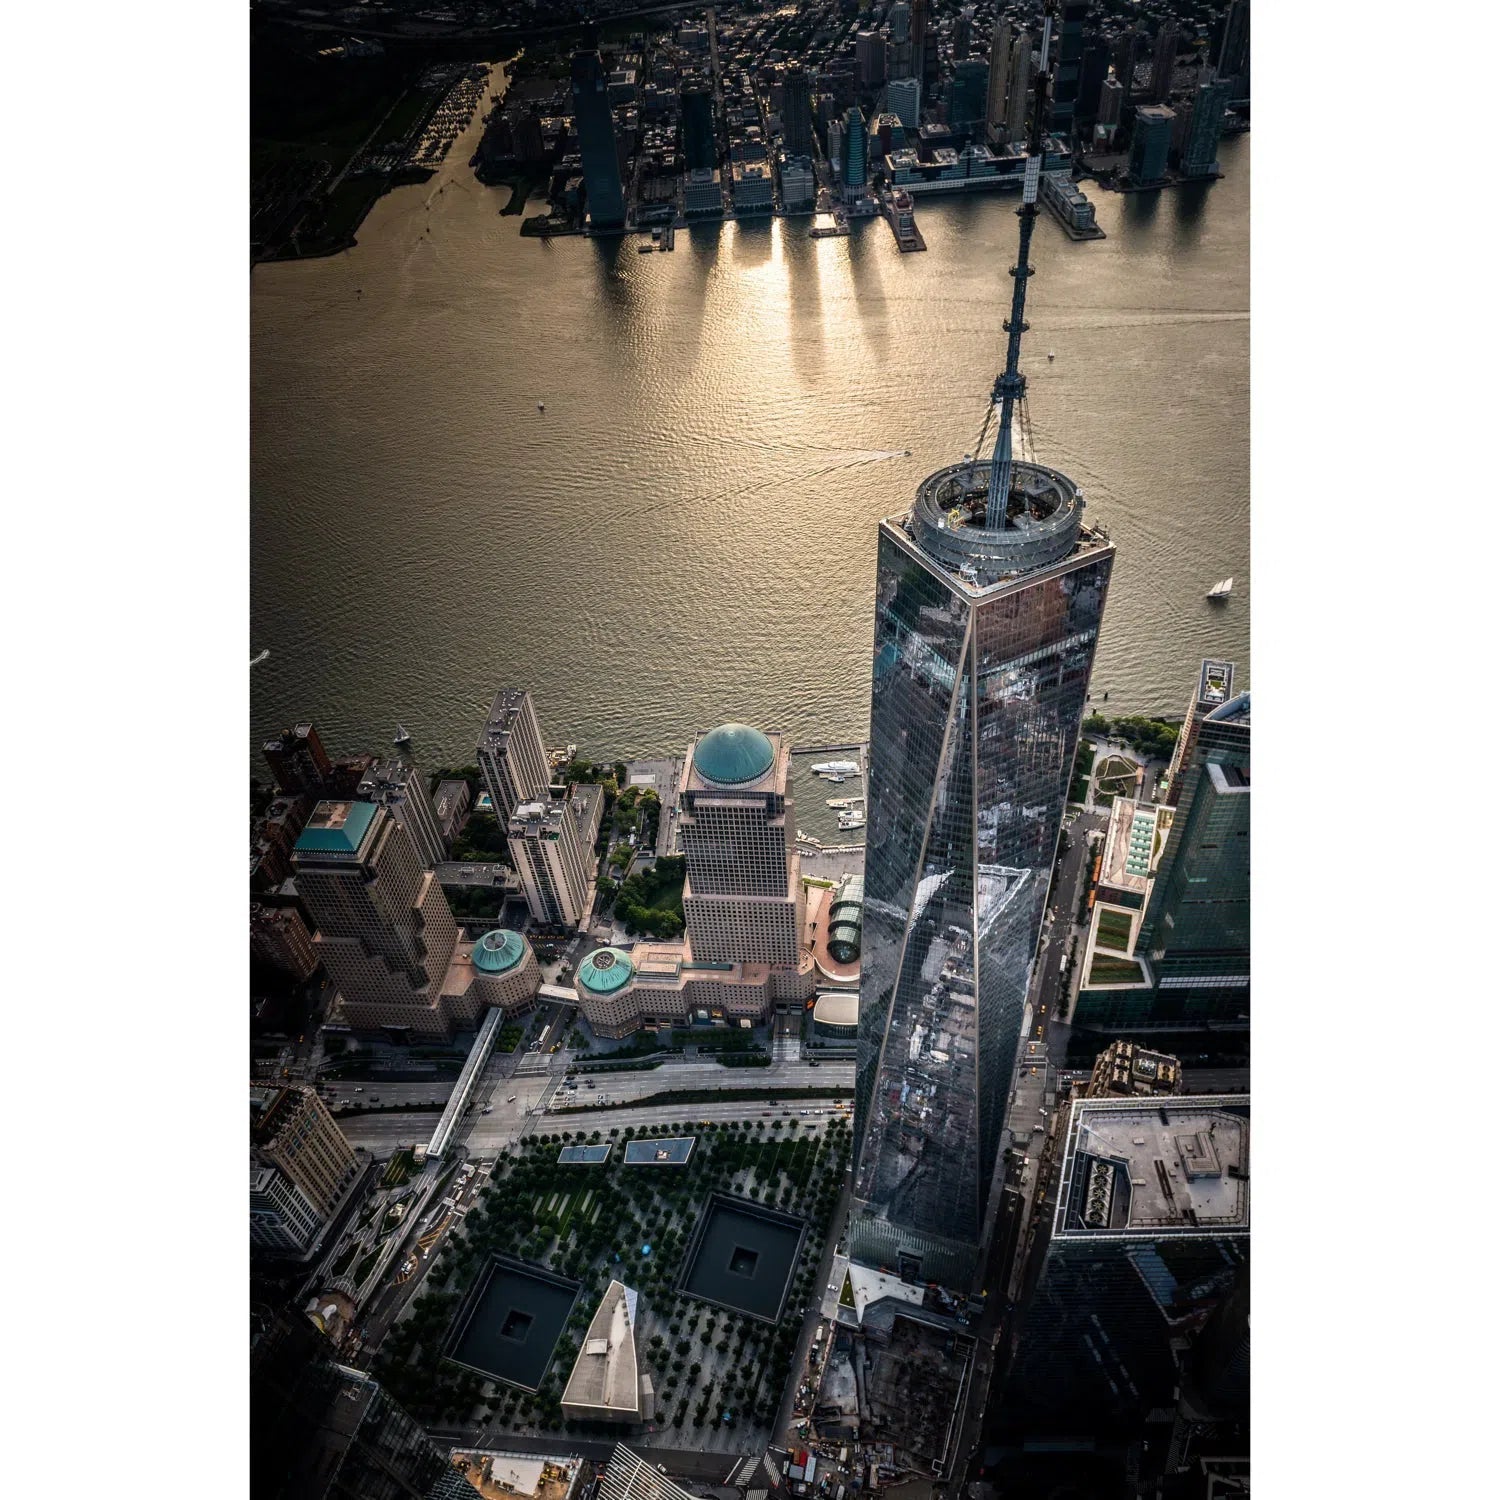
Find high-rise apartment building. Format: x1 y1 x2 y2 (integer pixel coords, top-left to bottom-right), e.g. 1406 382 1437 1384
570 49 626 231
851 64 1115 1287
292 801 461 1038
888 2 911 46
1004 33 1033 145
251 1085 358 1219
681 81 716 171
1180 75 1229 178
1130 103 1175 184
910 0 938 86
1150 21 1180 102
954 6 975 61
1051 0 1089 135
1096 74 1125 135
1218 0 1250 87
251 1309 461 1500
250 902 320 982
251 1161 324 1254
508 787 595 929
990 1096 1249 1443
781 64 813 158
984 18 1012 143
679 723 803 967
263 722 333 797
886 77 921 132
476 688 553 821
843 105 869 193
1165 659 1235 806
356 758 446 868
948 58 990 137
855 30 887 92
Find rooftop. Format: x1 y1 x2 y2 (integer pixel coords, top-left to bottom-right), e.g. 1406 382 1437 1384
1206 690 1251 726
690 722 775 787
1099 798 1163 893
472 929 527 974
577 947 635 995
293 800 378 859
1055 1096 1250 1240
1197 658 1235 709
622 1136 696 1165
560 1281 640 1419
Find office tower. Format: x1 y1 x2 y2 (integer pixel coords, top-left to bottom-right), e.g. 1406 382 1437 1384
250 1159 324 1253
1113 25 1141 98
508 788 594 928
1076 38 1110 130
888 1 911 46
886 76 921 131
476 688 552 821
954 5 974 60
292 801 461 1038
984 18 1012 142
1136 691 1250 1012
679 722 803 966
1004 33 1032 144
251 1085 358 1219
851 46 1115 1289
990 1096 1249 1443
843 105 869 193
1166 659 1234 806
250 902 320 982
1181 75 1229 177
782 64 813 158
570 49 626 231
355 758 445 868
856 30 887 91
949 58 990 137
1052 0 1089 135
1130 104 1174 183
681 81 716 170
263 722 333 797
1097 73 1124 133
778 153 816 209
251 1308 460 1500
1218 0 1250 84
1150 21 1180 102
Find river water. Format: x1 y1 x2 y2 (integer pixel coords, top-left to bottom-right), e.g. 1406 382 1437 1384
252 65 1247 768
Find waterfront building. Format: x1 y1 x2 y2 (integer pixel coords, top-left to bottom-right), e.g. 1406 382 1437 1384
778 153 816 210
682 166 724 216
250 901 320 982
1150 21 1180 103
884 143 1023 195
570 49 626 231
680 723 804 968
782 64 814 159
476 688 552 822
1129 104 1175 185
1180 76 1229 178
843 106 870 194
432 777 471 839
1165 659 1235 806
851 74 1115 1287
886 77 921 132
508 791 594 928
856 30 887 92
826 872 865 965
251 1085 358 1220
680 81 716 171
991 1096 1249 1443
731 161 775 214
1004 33 1033 145
984 18 1012 143
292 800 462 1039
251 1308 453 1500
826 118 845 177
948 58 990 137
356 757 446 868
1040 169 1098 234
263 722 333 797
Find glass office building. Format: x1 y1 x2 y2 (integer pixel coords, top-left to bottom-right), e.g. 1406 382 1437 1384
850 459 1114 1288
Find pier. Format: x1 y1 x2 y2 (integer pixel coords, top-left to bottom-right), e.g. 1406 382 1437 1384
882 189 926 252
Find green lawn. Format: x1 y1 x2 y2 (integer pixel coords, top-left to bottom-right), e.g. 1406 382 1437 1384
1095 908 1134 951
1088 953 1147 986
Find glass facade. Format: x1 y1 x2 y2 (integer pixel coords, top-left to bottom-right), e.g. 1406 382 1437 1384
851 519 1113 1287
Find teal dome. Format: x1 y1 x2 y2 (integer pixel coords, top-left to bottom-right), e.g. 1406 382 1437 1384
695 722 774 786
472 929 526 974
577 947 634 995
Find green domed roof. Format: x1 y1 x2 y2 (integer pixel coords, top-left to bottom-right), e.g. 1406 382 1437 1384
472 929 526 974
577 947 634 995
694 722 774 786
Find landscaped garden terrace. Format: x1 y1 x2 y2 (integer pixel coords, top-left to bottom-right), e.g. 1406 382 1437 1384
370 1115 851 1438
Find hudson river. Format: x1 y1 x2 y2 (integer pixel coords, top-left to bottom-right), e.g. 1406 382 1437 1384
252 70 1247 768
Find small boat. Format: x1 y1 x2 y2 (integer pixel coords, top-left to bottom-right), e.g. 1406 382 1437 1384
394 724 412 746
537 401 545 412
1206 576 1234 601
1048 350 1056 362
812 760 861 777
250 648 270 668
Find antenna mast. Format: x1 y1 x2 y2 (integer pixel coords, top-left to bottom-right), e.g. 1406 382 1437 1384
985 3 1056 529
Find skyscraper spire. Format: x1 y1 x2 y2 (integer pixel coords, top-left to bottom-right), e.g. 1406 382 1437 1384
986 6 1056 529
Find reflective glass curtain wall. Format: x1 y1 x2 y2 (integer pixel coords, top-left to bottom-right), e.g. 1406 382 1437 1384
851 524 1113 1287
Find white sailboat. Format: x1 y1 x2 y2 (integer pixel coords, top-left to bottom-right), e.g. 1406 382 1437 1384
1206 576 1234 601
393 724 412 746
